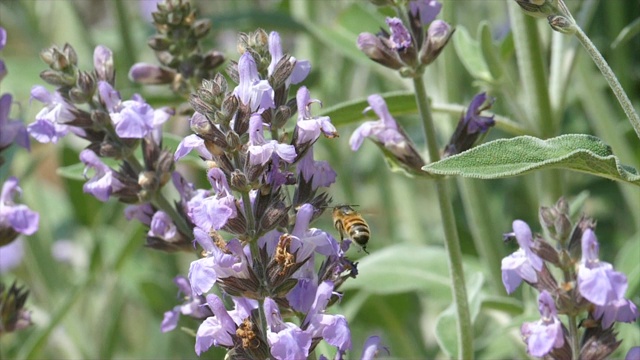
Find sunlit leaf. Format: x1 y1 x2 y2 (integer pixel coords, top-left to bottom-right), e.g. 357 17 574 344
423 134 640 186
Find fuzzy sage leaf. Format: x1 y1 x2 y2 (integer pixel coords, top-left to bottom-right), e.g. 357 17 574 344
422 134 640 186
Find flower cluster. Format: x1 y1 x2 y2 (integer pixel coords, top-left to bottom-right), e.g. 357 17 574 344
129 0 225 96
501 198 638 359
28 41 197 252
357 0 453 77
160 27 385 358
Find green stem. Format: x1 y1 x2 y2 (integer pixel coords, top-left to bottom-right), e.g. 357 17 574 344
413 77 474 359
241 191 256 239
567 314 580 359
573 25 640 140
249 240 268 345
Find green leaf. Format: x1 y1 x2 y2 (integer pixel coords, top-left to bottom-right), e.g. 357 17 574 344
480 296 524 315
340 244 482 299
453 25 493 82
479 22 504 80
57 162 86 181
612 17 640 49
422 134 640 186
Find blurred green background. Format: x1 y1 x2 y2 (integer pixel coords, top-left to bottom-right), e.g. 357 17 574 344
0 0 638 358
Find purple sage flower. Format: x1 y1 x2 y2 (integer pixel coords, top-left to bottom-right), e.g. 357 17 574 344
234 52 275 111
98 81 171 139
386 17 413 51
248 114 296 165
626 347 640 360
268 31 310 85
79 149 125 201
297 148 337 189
577 229 628 306
350 94 424 172
161 276 211 333
264 297 313 360
593 298 638 329
361 335 390 360
0 177 39 241
520 291 565 357
501 220 544 294
409 0 442 26
302 281 352 353
28 86 78 143
294 86 338 147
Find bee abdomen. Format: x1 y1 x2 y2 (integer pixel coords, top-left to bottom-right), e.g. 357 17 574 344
347 222 370 246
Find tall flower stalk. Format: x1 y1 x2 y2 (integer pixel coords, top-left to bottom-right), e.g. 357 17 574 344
354 1 477 357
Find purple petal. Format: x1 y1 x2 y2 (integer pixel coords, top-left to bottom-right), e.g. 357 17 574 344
161 308 180 333
188 257 217 295
175 134 211 161
0 27 6 50
6 204 39 235
27 119 68 143
409 0 442 26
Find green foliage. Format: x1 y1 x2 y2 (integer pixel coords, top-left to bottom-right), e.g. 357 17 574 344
423 134 640 185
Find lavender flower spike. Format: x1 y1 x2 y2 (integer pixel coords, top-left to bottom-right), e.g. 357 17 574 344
577 229 628 306
500 220 544 294
520 291 565 357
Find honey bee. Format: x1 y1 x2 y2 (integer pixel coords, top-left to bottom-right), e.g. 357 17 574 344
332 205 370 254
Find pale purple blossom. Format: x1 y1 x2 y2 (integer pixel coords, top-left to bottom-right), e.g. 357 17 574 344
234 52 275 111
265 297 313 360
0 177 39 236
444 92 495 156
28 86 77 143
148 211 178 241
361 335 389 360
577 229 628 306
626 347 640 360
268 31 310 85
79 149 125 201
175 134 212 161
386 17 412 51
124 203 154 225
594 298 638 329
303 281 352 353
521 291 564 357
98 81 171 139
409 0 442 26
294 87 337 145
350 95 405 151
94 45 114 83
188 229 250 295
248 114 296 165
297 149 337 189
0 94 30 150
161 276 211 333
501 220 544 294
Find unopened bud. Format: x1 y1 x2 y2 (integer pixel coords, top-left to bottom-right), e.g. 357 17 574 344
202 50 225 71
221 95 239 120
139 171 158 191
226 61 239 84
192 19 211 39
226 131 241 150
420 20 454 66
39 69 75 87
93 45 114 83
513 0 556 18
148 35 172 51
69 87 89 104
273 105 292 129
259 202 289 233
356 33 404 70
270 55 295 89
129 63 176 85
63 43 78 66
230 170 249 192
554 214 572 242
548 15 576 35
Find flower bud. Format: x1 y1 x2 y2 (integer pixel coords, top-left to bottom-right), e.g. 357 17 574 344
192 19 211 39
513 0 557 18
62 43 78 66
69 87 89 104
77 70 96 97
420 20 454 66
547 15 576 35
272 105 292 129
270 55 295 89
148 35 172 51
139 171 159 191
93 45 114 83
221 95 239 121
39 69 76 87
129 63 176 85
226 130 241 151
356 33 404 70
230 170 249 192
259 201 289 234
0 281 32 333
202 50 225 71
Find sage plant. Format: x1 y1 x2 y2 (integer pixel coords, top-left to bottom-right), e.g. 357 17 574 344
502 198 638 359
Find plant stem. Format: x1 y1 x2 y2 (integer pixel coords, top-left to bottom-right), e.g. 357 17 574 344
113 0 137 71
567 314 580 359
249 240 269 345
413 76 474 359
573 25 640 140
